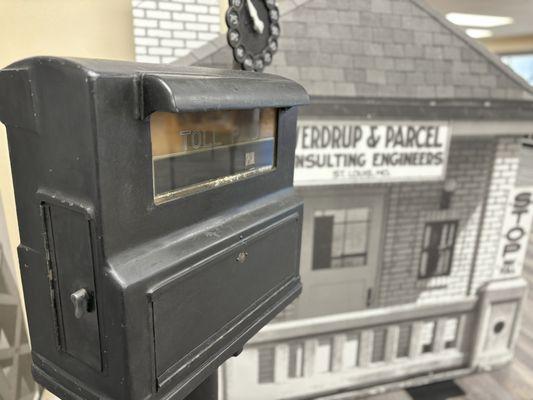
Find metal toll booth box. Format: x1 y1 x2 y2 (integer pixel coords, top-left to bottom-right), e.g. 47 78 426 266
0 57 308 400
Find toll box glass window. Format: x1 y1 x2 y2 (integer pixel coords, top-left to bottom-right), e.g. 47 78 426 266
151 108 278 202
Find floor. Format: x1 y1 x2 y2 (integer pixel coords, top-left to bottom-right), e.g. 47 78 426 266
366 247 533 400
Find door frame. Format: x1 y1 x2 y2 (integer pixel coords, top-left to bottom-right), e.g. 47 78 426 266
296 184 389 310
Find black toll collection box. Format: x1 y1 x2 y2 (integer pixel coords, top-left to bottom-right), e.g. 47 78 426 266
0 57 308 400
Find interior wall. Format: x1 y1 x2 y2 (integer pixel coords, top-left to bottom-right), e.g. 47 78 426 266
0 0 135 67
0 2 135 398
219 0 227 32
0 0 135 275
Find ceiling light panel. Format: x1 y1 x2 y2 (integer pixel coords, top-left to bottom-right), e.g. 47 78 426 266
465 28 494 39
446 12 514 28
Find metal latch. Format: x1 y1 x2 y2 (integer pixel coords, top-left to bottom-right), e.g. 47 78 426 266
71 288 90 319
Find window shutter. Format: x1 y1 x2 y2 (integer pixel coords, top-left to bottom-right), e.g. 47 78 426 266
313 216 334 270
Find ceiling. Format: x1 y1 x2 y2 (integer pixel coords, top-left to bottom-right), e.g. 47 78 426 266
425 0 533 38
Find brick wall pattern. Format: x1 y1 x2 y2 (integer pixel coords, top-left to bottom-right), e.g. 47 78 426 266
272 137 523 315
377 137 496 306
132 0 220 63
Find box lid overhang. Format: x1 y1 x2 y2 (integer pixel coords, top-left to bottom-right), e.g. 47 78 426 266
2 57 309 121
139 71 309 119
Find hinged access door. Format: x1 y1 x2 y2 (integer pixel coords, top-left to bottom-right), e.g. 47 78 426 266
42 203 102 370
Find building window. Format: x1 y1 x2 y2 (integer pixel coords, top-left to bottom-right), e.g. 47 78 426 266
313 208 370 270
257 347 275 384
288 342 305 378
419 220 458 278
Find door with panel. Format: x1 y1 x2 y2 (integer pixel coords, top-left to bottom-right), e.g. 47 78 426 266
294 188 385 320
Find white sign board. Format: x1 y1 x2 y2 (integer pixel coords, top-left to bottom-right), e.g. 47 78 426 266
495 187 533 278
294 121 451 185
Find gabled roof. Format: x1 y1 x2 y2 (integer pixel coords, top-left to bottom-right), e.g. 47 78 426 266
175 0 533 101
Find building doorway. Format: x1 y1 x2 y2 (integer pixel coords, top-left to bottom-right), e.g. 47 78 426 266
294 187 385 319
